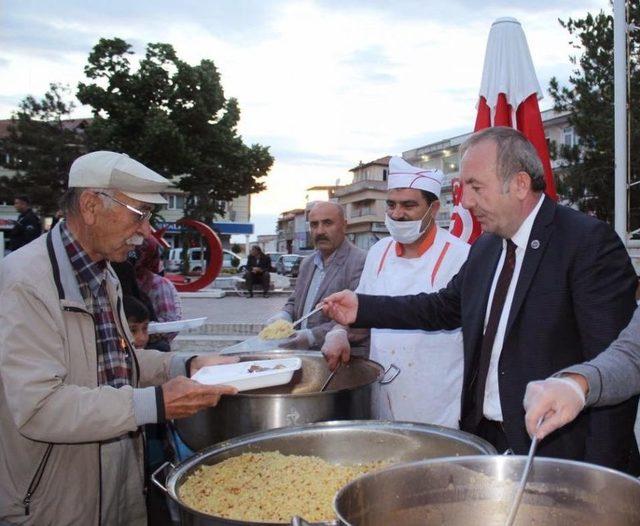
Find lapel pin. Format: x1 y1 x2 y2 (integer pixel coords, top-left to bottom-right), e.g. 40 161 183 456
530 239 540 250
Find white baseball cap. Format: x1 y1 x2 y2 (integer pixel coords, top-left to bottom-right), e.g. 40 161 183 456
388 156 443 199
68 151 169 204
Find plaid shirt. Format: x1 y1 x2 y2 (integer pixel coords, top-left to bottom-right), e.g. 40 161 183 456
60 222 132 387
137 269 182 341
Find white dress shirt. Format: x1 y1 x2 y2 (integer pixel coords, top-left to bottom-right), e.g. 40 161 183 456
482 194 545 421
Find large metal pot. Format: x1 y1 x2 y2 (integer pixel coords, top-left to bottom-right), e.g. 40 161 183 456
175 350 400 450
152 420 496 526
334 455 640 525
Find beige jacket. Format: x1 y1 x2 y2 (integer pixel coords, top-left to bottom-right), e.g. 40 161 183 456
0 225 184 525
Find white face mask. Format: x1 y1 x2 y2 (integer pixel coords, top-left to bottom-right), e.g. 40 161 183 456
384 203 434 244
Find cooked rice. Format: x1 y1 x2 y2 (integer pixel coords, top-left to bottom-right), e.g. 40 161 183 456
259 319 295 340
179 451 387 523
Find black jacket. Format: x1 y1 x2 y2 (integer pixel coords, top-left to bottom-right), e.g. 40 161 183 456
355 197 639 472
9 209 41 251
247 254 272 273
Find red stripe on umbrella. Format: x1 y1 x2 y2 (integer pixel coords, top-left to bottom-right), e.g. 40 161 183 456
451 17 558 244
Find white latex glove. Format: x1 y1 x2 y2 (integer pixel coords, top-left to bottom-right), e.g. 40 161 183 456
321 328 350 371
265 311 293 325
279 329 315 350
523 376 587 440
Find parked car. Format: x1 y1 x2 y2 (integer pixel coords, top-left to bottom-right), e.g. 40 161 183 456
165 247 240 273
266 252 286 272
275 254 305 276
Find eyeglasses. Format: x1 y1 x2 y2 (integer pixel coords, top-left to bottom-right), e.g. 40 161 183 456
96 192 153 223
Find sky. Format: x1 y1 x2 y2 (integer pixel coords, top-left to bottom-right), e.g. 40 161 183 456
0 0 610 238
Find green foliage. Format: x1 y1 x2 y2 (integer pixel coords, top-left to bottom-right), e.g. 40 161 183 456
549 4 640 226
77 38 273 222
1 84 84 215
230 243 242 254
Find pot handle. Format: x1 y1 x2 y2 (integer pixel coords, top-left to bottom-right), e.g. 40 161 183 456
379 363 401 385
151 460 175 495
291 517 338 526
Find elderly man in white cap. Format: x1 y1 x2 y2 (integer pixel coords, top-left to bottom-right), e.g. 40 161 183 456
0 151 237 526
322 157 469 427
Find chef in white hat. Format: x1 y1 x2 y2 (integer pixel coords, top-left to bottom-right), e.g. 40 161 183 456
322 157 469 427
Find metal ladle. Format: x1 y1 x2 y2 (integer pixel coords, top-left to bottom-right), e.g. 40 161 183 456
504 417 543 526
291 304 324 329
320 363 341 392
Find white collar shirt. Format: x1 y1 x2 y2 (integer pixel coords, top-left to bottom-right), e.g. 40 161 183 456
482 193 545 421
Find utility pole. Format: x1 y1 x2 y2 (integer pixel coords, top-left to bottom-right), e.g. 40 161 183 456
614 0 627 244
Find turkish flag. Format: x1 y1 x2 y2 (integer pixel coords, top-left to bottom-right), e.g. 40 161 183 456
450 18 557 244
475 93 557 201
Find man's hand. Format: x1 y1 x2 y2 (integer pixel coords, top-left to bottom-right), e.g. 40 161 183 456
320 290 358 325
523 375 587 440
189 355 239 377
162 376 237 420
279 329 313 350
321 328 351 371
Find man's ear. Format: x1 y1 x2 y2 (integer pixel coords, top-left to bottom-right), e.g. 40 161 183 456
78 190 101 226
514 171 532 200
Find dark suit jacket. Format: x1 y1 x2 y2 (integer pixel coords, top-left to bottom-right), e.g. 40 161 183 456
355 197 639 472
247 254 272 273
9 209 41 251
284 240 366 349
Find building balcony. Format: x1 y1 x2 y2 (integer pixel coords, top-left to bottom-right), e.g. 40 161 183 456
335 179 388 197
348 213 381 225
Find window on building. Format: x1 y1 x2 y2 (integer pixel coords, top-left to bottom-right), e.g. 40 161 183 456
351 199 375 218
167 195 186 210
442 154 459 174
382 168 388 182
563 127 575 148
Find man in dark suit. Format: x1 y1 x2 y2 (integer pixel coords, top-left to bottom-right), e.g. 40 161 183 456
245 245 272 297
321 127 639 473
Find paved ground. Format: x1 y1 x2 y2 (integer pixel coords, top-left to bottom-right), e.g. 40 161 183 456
181 294 287 324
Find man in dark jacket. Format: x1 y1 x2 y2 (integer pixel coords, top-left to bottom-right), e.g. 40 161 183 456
9 195 41 251
245 245 272 297
321 127 639 474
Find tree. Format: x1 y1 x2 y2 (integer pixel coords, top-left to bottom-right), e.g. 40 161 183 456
77 38 273 222
0 84 84 216
549 4 640 226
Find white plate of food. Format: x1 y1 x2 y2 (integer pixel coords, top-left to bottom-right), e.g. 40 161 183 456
191 358 302 391
147 317 207 334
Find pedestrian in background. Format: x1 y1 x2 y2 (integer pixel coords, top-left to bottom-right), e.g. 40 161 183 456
9 195 41 251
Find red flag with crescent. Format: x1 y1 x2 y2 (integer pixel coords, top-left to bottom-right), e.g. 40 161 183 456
450 17 557 244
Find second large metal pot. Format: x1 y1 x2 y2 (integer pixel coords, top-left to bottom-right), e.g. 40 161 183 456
175 351 398 450
334 455 640 525
153 420 496 526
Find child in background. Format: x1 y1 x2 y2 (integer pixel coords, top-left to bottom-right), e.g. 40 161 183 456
123 295 174 524
123 295 150 349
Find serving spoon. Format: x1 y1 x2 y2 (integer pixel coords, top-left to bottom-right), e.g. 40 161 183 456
291 304 325 329
504 417 543 526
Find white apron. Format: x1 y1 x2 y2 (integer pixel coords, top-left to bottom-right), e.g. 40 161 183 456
357 228 468 428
